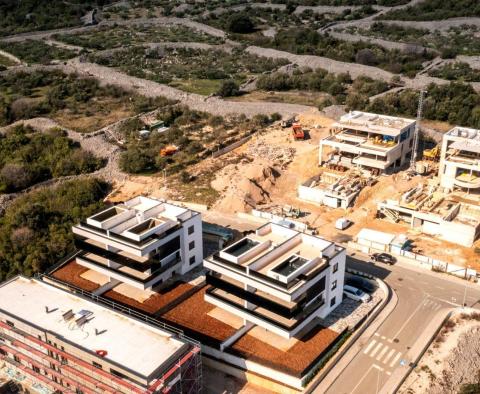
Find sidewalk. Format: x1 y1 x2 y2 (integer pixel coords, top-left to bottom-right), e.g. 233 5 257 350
379 308 453 394
308 278 398 393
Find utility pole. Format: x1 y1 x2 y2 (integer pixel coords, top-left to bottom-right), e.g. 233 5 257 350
409 90 427 173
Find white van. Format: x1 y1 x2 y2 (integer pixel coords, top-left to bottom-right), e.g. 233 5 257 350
335 218 351 230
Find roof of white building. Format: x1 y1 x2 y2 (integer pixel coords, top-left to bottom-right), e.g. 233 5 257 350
446 127 480 153
0 277 189 378
333 111 415 137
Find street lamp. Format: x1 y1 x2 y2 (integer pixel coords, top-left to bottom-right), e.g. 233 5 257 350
463 265 471 308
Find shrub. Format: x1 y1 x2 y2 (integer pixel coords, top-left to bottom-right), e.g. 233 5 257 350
217 80 240 97
227 14 255 34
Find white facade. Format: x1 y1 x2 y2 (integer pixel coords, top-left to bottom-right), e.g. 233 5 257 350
320 111 416 174
204 223 346 339
439 127 480 191
72 196 203 290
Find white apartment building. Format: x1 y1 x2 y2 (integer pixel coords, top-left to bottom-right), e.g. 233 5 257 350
439 126 480 191
71 196 203 291
203 223 346 339
320 111 416 174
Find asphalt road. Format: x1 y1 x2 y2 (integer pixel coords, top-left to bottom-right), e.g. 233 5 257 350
323 251 480 394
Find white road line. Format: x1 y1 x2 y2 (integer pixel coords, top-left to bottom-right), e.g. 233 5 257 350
389 352 402 368
372 364 384 371
381 336 386 340
376 346 389 361
393 297 428 339
374 333 380 337
386 371 392 376
351 365 374 394
370 343 384 358
363 339 377 355
382 348 396 364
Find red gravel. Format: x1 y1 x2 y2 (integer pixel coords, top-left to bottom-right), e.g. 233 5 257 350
51 261 100 292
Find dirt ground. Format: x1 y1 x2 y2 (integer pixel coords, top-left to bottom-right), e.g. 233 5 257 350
400 312 480 394
51 261 100 292
108 109 480 269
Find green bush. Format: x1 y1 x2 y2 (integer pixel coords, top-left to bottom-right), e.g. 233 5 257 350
0 178 108 280
227 14 255 34
217 80 240 97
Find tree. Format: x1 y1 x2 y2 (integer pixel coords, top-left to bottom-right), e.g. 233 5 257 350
227 14 255 34
0 163 31 192
217 80 240 97
355 49 378 66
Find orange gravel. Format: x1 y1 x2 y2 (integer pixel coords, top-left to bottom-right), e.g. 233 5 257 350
230 324 340 377
103 281 194 315
51 261 100 292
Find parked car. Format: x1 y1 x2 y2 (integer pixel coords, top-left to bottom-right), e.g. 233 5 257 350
371 253 396 265
343 285 371 303
346 276 375 294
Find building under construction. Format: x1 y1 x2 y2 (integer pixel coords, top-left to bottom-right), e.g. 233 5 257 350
319 111 416 175
0 276 202 394
378 181 480 247
298 169 375 209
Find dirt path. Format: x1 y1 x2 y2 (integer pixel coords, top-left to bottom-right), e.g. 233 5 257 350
0 49 23 65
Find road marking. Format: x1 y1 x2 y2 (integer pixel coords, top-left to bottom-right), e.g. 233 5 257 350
392 296 428 339
435 285 445 290
350 365 374 394
370 343 383 358
363 339 377 354
381 336 386 340
382 348 396 364
372 364 384 371
374 333 380 337
389 352 402 368
376 346 389 361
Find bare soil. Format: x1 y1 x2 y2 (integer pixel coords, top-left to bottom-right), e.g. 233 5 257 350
51 261 100 292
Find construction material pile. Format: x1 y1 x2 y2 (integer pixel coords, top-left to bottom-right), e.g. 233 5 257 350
246 140 296 167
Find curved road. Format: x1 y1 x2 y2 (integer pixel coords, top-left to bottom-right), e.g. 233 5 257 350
319 251 480 394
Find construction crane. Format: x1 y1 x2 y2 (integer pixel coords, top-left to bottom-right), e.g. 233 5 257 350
409 90 427 173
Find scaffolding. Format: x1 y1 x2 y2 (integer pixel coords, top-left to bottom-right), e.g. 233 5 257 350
1 276 203 394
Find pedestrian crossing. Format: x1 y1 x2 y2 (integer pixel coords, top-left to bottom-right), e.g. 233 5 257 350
363 338 402 368
422 298 442 311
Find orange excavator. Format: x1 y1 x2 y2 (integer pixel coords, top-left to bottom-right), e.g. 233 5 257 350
292 123 305 140
160 145 178 157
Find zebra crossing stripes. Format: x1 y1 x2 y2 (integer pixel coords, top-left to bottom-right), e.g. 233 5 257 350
363 339 402 367
422 298 442 311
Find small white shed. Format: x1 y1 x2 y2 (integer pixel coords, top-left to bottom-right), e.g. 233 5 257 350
356 228 395 252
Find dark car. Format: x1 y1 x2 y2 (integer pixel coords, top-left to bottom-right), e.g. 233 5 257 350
346 276 375 294
371 252 396 265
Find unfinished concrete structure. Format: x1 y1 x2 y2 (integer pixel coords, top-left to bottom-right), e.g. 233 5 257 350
298 169 374 209
319 111 416 174
0 276 201 393
439 126 480 191
203 222 346 339
378 181 480 246
71 196 203 292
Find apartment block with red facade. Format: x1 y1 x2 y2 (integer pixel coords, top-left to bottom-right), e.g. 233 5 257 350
0 276 201 394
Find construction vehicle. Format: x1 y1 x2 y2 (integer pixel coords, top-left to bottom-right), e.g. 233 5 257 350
160 145 178 157
281 116 295 128
292 123 305 140
423 145 440 161
282 204 301 218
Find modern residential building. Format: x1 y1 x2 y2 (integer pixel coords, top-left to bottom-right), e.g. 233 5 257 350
0 276 201 394
439 126 480 191
203 222 346 339
71 196 203 291
319 111 416 174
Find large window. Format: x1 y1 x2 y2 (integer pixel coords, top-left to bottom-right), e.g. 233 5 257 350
189 240 195 251
157 236 180 259
330 297 336 307
188 225 195 235
332 263 338 273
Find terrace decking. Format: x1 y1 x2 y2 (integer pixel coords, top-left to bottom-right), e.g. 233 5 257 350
51 261 101 292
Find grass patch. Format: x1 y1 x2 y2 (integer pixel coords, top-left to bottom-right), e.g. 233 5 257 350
168 79 225 96
0 40 77 65
429 62 480 82
54 24 224 51
0 69 175 132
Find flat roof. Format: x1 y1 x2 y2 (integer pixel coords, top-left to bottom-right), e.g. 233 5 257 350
447 126 480 140
333 111 415 137
0 277 189 378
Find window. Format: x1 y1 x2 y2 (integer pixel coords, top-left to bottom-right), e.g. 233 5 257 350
6 320 14 327
92 361 102 369
110 368 129 379
331 280 337 291
333 263 338 273
189 256 196 265
13 355 20 363
189 241 195 251
0 349 6 356
330 297 336 307
188 225 194 235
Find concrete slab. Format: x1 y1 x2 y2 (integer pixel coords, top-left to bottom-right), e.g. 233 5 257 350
80 269 110 286
207 306 244 330
113 282 155 303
